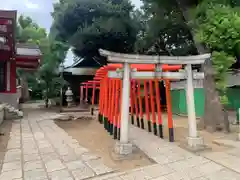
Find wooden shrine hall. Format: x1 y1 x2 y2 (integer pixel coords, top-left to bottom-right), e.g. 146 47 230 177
0 10 41 108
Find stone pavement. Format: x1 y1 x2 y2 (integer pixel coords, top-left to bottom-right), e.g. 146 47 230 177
0 111 114 180
201 139 240 174
2 107 240 180
93 126 240 180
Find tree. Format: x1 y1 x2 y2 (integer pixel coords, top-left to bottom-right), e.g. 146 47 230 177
173 0 240 132
135 0 197 56
38 40 68 107
16 15 68 107
192 2 240 131
173 0 231 132
137 0 240 132
50 0 139 64
16 15 48 102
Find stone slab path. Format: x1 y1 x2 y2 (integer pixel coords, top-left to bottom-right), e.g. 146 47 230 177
201 139 240 174
93 126 240 180
2 107 240 180
0 111 114 180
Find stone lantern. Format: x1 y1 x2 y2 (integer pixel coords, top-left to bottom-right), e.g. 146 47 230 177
65 87 73 107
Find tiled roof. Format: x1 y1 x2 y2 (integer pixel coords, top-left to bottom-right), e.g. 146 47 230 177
16 43 42 57
0 10 16 19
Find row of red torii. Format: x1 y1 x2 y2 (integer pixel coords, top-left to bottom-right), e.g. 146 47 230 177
80 49 211 155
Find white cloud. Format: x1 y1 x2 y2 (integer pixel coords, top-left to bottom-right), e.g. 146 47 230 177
0 0 40 11
0 2 20 11
24 0 40 9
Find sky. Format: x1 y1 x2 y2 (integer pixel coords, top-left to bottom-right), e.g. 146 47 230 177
0 0 142 66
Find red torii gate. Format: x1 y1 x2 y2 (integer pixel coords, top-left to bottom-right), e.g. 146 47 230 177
80 63 181 142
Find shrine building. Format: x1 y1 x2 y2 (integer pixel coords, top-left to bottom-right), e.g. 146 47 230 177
0 10 41 108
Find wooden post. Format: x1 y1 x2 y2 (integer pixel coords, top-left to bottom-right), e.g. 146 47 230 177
144 80 151 132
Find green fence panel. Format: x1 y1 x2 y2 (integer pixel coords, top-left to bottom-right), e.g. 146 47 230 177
171 88 205 117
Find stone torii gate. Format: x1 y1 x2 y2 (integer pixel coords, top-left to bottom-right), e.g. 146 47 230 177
99 49 211 154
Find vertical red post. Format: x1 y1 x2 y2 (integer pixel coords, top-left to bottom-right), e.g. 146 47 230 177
144 80 151 132
103 77 109 130
137 80 144 129
10 61 16 93
155 79 163 138
102 77 107 125
107 79 112 133
130 80 135 125
91 82 96 115
91 83 96 105
109 79 116 135
113 79 119 139
79 86 81 104
98 80 103 123
132 80 140 127
165 80 174 142
149 80 157 135
117 79 122 140
82 86 85 103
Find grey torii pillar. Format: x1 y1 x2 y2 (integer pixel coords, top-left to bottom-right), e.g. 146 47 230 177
115 62 133 155
185 64 204 149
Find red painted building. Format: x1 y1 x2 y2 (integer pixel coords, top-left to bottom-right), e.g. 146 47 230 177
0 10 41 108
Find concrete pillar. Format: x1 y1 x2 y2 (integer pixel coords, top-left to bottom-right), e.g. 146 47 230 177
185 64 204 149
115 62 132 155
120 62 130 144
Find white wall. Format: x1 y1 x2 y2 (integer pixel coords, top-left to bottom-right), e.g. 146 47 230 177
0 93 19 109
64 67 98 76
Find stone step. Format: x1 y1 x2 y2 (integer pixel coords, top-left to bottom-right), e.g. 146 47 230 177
2 104 23 120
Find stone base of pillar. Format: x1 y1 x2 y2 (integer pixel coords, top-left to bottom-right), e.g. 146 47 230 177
238 133 240 141
114 142 132 155
187 136 203 147
185 136 208 152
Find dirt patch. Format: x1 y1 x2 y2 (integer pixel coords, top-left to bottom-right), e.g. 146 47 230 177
0 120 12 168
55 112 154 171
55 110 233 171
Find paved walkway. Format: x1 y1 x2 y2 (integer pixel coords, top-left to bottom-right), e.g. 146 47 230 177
93 126 240 180
0 111 113 180
2 107 240 180
202 139 240 174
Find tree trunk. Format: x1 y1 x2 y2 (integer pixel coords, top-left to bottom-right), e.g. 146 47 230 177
202 58 229 132
20 74 30 102
175 0 229 132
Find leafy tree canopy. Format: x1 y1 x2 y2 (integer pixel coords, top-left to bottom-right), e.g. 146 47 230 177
192 1 240 103
135 0 198 56
16 15 68 102
50 0 140 65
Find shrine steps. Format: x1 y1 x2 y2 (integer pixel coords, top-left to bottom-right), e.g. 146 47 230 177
3 104 23 120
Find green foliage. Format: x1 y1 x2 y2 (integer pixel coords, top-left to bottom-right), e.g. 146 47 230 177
194 2 239 104
50 0 139 64
17 15 47 43
134 0 197 55
16 15 67 101
212 51 235 91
